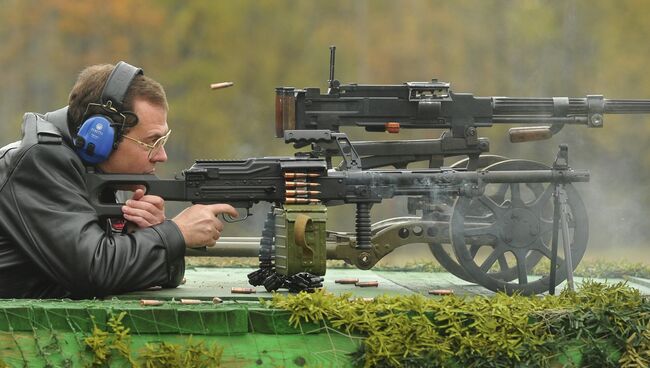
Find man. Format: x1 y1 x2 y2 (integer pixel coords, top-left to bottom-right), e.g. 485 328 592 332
0 62 237 298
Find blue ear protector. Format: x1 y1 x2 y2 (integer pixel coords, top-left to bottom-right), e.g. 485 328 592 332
74 61 144 164
74 114 117 164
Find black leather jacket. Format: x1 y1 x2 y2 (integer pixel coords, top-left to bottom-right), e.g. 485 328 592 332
0 107 186 298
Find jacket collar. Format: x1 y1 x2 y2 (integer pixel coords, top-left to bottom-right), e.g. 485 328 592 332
43 106 73 146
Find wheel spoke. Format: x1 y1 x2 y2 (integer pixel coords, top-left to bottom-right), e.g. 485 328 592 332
470 244 482 258
464 223 499 238
465 213 495 222
497 254 509 271
477 196 504 216
480 246 505 272
493 184 508 204
534 239 564 263
510 183 523 205
525 183 545 205
530 184 554 213
535 241 553 259
539 218 554 235
514 251 528 284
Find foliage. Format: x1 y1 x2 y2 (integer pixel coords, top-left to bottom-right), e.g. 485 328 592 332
139 338 223 368
267 281 650 368
84 312 137 367
84 312 223 368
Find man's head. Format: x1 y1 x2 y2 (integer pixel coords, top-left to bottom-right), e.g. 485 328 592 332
68 63 170 174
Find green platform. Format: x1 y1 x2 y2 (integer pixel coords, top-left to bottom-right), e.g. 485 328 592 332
119 266 650 300
0 268 648 367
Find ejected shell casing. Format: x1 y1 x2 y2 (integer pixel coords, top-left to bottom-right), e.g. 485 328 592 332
284 181 321 187
335 278 359 284
231 287 256 294
285 198 321 204
284 172 321 179
212 297 223 304
285 189 321 196
355 281 379 287
140 299 164 306
428 289 454 295
180 299 203 305
210 82 234 90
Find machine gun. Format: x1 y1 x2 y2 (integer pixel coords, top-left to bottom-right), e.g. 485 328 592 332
87 47 650 295
276 46 650 171
86 146 589 295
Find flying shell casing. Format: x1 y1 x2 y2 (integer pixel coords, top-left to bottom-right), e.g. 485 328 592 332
285 198 321 204
285 189 321 196
210 82 234 90
284 172 321 179
284 181 321 187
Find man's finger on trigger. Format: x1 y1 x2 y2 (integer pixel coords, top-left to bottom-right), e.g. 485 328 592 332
208 204 239 218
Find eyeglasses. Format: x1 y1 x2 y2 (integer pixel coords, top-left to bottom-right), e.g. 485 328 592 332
122 130 171 159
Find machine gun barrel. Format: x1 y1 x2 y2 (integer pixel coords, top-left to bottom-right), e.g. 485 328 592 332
602 99 650 113
492 96 650 126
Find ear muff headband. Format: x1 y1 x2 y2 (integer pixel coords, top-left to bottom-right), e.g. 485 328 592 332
75 61 144 164
101 61 143 111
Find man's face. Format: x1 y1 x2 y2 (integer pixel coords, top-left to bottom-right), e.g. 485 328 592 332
97 98 169 174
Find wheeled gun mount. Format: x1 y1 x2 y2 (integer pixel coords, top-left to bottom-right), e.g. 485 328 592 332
275 46 650 169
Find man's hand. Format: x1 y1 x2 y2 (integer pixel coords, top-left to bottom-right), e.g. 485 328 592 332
172 204 239 248
121 189 166 229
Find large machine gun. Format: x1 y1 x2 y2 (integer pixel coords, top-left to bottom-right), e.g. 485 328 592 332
86 148 589 294
87 47 650 295
276 46 650 171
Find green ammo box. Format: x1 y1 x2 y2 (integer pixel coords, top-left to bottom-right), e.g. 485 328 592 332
274 204 327 276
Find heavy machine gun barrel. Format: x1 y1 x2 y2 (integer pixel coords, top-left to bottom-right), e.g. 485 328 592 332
492 96 650 125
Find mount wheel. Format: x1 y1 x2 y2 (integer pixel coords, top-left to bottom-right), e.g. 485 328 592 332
428 155 509 282
450 159 589 295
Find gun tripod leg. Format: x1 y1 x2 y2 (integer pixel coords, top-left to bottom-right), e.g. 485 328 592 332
549 184 561 295
549 185 576 294
559 188 575 291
